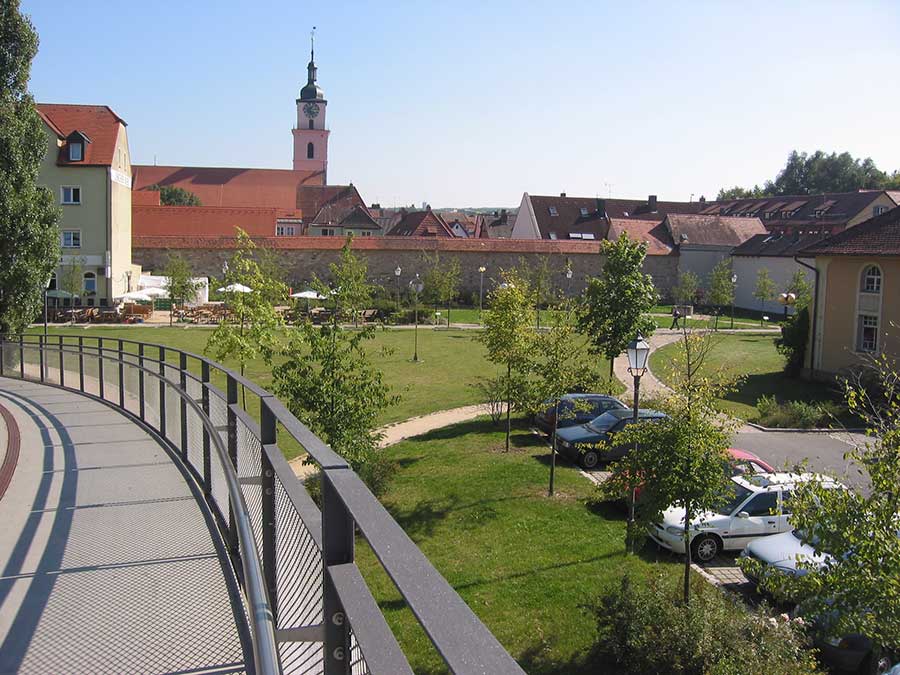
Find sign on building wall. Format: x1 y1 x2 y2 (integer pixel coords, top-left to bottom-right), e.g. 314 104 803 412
110 168 131 188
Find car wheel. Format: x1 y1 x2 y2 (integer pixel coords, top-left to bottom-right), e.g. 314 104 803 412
863 648 893 675
691 534 720 563
581 450 600 469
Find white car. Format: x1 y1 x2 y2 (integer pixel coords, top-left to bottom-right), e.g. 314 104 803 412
649 472 843 563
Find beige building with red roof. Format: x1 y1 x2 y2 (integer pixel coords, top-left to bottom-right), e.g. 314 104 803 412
800 206 900 377
36 103 140 307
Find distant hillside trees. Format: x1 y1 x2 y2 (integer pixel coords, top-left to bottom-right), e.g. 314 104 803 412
718 150 900 200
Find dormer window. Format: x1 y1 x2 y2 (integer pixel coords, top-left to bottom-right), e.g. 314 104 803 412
69 142 83 161
548 206 558 216
579 207 589 217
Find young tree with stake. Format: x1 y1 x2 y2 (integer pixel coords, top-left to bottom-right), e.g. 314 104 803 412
754 268 777 325
708 259 736 331
162 253 201 326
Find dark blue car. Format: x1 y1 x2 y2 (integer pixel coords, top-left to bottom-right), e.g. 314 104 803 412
534 394 626 435
554 408 667 469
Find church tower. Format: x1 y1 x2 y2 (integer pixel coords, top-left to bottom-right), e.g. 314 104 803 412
292 29 329 178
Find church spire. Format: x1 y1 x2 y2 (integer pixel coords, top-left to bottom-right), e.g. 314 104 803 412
300 26 324 101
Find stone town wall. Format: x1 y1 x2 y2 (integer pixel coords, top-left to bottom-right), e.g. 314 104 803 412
133 236 680 299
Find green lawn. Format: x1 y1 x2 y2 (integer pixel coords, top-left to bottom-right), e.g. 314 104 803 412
649 334 841 421
25 324 617 442
356 418 680 674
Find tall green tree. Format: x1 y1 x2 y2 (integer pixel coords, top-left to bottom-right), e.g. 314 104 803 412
672 271 700 307
58 257 84 324
162 253 201 326
149 184 202 206
742 352 900 657
421 252 461 327
602 330 734 600
0 2 60 333
786 268 812 311
577 234 657 379
206 229 288 400
273 320 399 494
718 150 900 198
708 259 736 330
753 268 777 324
526 309 611 495
327 235 372 326
480 269 535 452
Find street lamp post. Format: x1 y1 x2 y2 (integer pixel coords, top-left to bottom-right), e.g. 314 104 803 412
625 334 650 555
778 292 796 322
394 266 402 308
566 267 573 298
478 266 486 321
410 274 424 362
730 273 737 329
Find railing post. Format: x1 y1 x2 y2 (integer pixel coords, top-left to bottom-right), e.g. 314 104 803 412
323 470 354 675
201 361 211 497
118 339 125 409
179 352 188 462
260 398 278 625
0 336 5 378
78 336 84 392
38 334 44 382
58 336 64 387
158 346 167 437
138 343 145 421
226 374 241 576
18 335 23 379
98 338 105 400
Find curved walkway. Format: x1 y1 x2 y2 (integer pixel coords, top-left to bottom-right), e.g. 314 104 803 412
0 378 247 674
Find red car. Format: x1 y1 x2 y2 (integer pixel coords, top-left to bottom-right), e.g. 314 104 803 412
629 448 775 502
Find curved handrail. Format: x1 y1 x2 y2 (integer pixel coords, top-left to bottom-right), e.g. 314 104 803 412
5 337 281 675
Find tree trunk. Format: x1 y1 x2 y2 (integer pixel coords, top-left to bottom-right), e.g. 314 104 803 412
549 398 559 496
505 362 511 452
447 299 451 327
609 357 614 380
683 505 692 604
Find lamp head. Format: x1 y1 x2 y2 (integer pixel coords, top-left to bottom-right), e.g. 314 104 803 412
626 334 651 376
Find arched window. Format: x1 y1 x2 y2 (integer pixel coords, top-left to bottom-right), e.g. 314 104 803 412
48 272 57 291
83 271 96 293
861 265 882 294
308 119 314 129
307 142 315 159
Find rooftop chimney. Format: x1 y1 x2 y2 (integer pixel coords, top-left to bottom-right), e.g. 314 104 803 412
560 192 567 198
596 198 607 218
648 194 658 212
699 195 706 204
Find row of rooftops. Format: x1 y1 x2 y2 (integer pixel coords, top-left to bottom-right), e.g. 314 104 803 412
37 102 900 256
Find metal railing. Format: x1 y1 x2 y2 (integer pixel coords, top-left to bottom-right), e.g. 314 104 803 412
0 334 524 675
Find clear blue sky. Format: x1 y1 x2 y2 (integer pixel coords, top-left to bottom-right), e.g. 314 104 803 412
23 0 900 208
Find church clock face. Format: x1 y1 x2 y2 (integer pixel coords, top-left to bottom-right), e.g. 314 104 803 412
303 102 320 119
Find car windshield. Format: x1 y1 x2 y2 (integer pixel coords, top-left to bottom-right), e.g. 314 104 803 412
586 412 619 433
716 483 752 515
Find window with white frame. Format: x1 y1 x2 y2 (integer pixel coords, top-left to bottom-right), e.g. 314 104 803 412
68 142 83 161
548 206 558 216
857 314 878 352
276 225 295 236
83 271 96 293
874 205 888 216
61 230 81 248
322 228 335 236
61 186 81 204
48 272 57 291
862 265 882 294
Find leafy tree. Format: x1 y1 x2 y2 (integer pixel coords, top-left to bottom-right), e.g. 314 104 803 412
719 150 900 198
708 259 735 330
206 229 288 402
753 268 777 324
162 253 201 326
672 270 700 307
577 234 657 379
327 234 372 327
602 330 734 600
716 185 765 200
480 269 535 452
273 320 399 495
0 2 60 333
149 184 202 206
786 268 812 311
58 257 84 324
421 252 461 327
526 309 611 495
742 352 900 657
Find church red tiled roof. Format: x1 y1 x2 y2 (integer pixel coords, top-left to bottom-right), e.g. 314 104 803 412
36 104 126 166
132 165 325 212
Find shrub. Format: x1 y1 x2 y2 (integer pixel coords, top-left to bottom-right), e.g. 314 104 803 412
589 574 821 675
776 307 809 376
755 396 843 428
